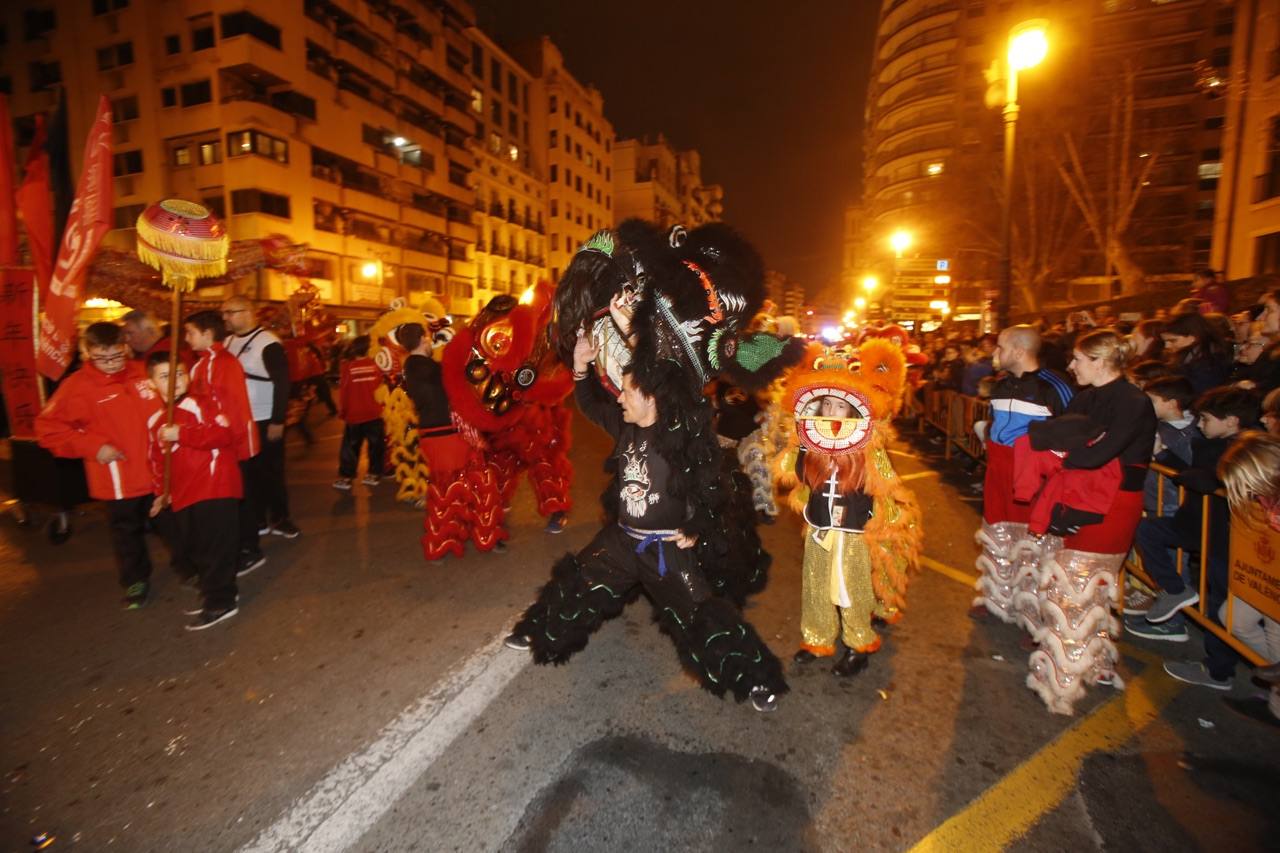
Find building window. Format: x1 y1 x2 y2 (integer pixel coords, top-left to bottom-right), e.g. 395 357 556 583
112 203 145 229
470 87 483 113
198 140 220 165
112 149 143 177
471 42 483 76
202 193 226 219
24 8 56 41
28 61 61 92
1198 161 1223 181
564 167 571 186
550 199 557 217
575 175 582 192
191 21 215 51
549 94 557 113
490 59 502 92
161 87 177 108
1201 148 1222 161
220 11 281 50
226 129 288 163
549 165 557 182
508 111 517 135
180 79 212 106
231 188 291 219
491 100 501 124
96 41 134 71
111 95 138 122
165 33 181 54
507 72 518 104
173 145 192 167
1204 116 1225 130
1256 231 1280 274
1211 47 1231 68
91 0 129 14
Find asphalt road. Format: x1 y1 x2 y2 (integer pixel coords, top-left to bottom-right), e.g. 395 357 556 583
2 413 1278 852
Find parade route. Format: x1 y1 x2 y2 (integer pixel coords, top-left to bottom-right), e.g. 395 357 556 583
3 415 1279 852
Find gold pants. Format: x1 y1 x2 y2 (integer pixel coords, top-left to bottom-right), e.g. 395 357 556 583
800 526 883 655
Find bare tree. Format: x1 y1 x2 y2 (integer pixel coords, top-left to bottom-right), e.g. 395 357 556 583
1055 65 1160 296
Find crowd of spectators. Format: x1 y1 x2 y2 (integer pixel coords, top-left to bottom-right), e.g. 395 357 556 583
906 271 1280 728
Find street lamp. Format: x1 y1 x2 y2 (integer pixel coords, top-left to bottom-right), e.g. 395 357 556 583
889 230 913 258
861 275 880 295
998 19 1048 329
853 296 867 311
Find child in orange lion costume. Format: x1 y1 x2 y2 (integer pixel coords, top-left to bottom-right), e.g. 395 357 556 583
775 338 923 677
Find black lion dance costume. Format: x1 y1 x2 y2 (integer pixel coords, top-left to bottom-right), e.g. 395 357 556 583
507 220 804 712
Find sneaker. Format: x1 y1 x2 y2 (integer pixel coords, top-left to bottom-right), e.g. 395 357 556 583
1124 614 1188 642
544 512 567 534
1146 588 1199 623
1163 660 1231 690
362 474 380 487
258 523 274 536
503 633 531 651
185 606 239 632
333 478 353 491
750 685 779 713
121 581 149 610
237 552 266 577
1123 589 1156 616
272 520 301 539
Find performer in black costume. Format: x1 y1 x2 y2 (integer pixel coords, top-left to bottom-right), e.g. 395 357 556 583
505 219 803 712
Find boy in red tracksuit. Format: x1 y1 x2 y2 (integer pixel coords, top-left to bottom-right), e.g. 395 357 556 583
334 335 387 490
36 322 165 609
145 353 243 631
183 309 264 577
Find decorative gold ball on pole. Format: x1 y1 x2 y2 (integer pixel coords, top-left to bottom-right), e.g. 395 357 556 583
134 199 230 502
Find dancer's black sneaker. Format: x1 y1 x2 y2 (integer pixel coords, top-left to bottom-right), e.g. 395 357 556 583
503 633 531 651
749 686 779 713
237 552 266 577
544 512 567 534
792 649 817 664
272 520 301 539
832 649 869 677
186 606 239 631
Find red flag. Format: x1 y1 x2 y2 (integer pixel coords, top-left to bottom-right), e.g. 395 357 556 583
36 95 112 381
16 114 54 303
0 95 16 265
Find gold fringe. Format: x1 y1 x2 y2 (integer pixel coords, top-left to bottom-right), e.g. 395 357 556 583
136 240 228 291
135 215 230 262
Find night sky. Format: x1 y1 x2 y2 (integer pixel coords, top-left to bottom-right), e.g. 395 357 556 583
472 0 881 295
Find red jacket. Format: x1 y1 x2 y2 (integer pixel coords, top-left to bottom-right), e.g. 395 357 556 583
147 391 242 512
36 361 163 501
339 357 385 424
189 342 258 460
1013 434 1120 535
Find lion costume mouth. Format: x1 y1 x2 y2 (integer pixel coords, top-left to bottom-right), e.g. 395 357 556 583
793 386 872 455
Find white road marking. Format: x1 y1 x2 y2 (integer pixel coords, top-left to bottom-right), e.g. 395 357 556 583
241 633 529 853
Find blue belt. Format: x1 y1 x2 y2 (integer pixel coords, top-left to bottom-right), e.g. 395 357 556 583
619 524 681 577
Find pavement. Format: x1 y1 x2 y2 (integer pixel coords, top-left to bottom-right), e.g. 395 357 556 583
2 413 1279 852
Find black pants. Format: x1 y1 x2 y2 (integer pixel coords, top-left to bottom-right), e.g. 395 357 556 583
107 495 179 588
514 525 788 702
339 419 386 478
177 498 239 611
241 421 290 543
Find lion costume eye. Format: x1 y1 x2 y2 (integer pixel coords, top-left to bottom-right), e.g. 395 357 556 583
479 322 513 358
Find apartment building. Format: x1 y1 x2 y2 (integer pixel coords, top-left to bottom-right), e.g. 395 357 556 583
465 27 548 304
509 37 613 282
2 0 481 319
612 134 724 229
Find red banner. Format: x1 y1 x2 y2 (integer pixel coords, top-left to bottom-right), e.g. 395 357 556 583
16 113 53 301
0 269 41 439
0 95 17 265
36 95 112 381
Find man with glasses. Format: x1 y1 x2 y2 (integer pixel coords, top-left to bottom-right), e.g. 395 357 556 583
36 322 167 609
221 296 299 561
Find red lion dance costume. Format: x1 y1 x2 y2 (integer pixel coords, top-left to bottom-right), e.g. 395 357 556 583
423 283 574 561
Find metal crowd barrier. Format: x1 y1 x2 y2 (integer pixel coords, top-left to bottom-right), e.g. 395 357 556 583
920 386 1279 666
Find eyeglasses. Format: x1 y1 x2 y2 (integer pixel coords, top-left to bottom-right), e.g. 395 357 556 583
89 351 127 364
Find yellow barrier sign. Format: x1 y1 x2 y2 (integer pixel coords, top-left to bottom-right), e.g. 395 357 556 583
1229 520 1280 623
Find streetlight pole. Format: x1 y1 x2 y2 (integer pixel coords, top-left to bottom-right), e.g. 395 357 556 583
998 21 1048 330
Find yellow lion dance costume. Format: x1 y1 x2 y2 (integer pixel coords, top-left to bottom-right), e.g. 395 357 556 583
368 299 452 506
775 338 922 677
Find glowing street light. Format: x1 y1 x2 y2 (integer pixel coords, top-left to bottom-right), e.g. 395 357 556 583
361 261 379 280
889 230 913 257
854 296 867 310
997 19 1049 327
861 275 880 295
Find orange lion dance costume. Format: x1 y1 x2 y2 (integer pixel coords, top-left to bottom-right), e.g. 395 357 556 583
775 338 922 676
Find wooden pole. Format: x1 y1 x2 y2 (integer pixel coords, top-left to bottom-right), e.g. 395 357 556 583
161 280 183 500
